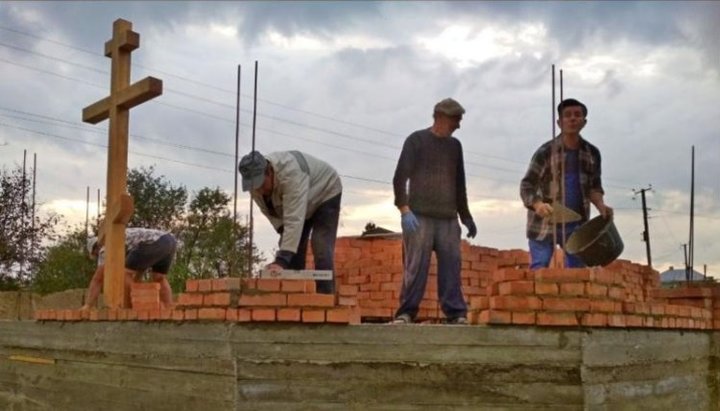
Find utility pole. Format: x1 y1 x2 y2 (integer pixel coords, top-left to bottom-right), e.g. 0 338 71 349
682 243 690 282
632 186 653 268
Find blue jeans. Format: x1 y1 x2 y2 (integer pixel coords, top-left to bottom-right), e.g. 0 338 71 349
395 215 467 320
529 222 585 270
288 193 341 294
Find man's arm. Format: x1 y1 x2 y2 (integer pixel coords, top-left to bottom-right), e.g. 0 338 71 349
393 135 415 212
520 145 552 217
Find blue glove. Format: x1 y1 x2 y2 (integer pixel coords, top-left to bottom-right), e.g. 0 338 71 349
462 218 477 239
401 211 420 234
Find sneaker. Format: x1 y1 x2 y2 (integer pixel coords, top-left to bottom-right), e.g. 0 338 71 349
447 316 468 325
391 313 413 324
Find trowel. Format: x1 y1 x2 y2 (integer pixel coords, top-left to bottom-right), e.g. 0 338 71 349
549 201 582 223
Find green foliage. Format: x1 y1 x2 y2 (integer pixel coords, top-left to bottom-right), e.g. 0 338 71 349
171 187 262 290
127 166 187 231
32 228 95 295
0 164 59 288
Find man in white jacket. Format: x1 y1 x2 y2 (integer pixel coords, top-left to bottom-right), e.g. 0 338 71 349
239 150 342 294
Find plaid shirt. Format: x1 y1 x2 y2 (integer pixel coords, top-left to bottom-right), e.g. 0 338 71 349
520 136 604 241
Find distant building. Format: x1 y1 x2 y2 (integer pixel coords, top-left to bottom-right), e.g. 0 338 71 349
660 265 707 283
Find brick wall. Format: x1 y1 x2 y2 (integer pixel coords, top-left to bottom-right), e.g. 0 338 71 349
34 234 720 330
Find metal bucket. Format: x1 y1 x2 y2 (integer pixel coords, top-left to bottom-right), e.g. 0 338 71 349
565 215 624 267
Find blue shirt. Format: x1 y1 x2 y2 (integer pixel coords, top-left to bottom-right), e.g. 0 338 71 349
564 149 583 213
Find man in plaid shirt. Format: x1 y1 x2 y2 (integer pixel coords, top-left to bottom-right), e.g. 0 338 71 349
520 98 613 269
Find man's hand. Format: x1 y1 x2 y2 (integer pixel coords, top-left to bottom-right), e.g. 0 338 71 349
401 210 420 233
462 218 477 239
597 204 614 219
533 201 553 218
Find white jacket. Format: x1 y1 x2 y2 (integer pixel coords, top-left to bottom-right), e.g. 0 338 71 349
251 151 342 254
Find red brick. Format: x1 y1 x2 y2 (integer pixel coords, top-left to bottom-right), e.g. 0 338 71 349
337 296 358 306
326 307 352 323
197 279 213 292
590 299 617 313
490 296 542 311
251 308 276 322
592 269 616 285
585 283 608 298
238 293 287 307
287 293 336 307
492 268 530 282
302 309 325 323
607 314 626 327
237 308 252 322
535 282 559 295
133 302 160 311
184 309 198 320
225 308 238 321
186 279 200 292
543 297 590 312
649 303 666 315
559 282 586 297
178 293 203 307
171 310 184 321
498 281 534 296
132 282 160 291
511 311 536 325
242 278 257 289
277 308 302 322
581 313 608 327
536 312 579 326
107 309 119 321
608 286 626 300
535 268 591 283
256 279 282 292
203 292 232 307
469 296 489 310
337 284 359 296
281 280 316 293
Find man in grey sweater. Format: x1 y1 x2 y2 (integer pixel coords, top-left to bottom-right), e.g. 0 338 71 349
392 98 477 324
239 150 342 294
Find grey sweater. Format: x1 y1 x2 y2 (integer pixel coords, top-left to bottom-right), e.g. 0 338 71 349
393 128 472 222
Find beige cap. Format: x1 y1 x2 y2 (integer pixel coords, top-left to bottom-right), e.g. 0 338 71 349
434 98 465 116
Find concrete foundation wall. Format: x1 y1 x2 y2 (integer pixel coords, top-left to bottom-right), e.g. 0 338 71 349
0 322 718 410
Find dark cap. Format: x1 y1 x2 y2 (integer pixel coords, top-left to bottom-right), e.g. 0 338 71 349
238 151 268 192
433 98 465 116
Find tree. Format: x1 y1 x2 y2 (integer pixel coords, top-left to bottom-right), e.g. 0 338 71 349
172 187 261 291
0 165 59 289
127 166 187 231
32 228 95 295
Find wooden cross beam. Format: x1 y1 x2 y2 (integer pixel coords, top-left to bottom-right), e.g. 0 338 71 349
82 18 163 308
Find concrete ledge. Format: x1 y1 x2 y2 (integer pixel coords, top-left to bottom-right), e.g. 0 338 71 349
0 322 718 410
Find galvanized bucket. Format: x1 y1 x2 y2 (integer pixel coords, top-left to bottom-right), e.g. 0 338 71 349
565 215 624 267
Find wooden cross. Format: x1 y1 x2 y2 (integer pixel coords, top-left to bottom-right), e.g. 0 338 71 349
82 19 163 308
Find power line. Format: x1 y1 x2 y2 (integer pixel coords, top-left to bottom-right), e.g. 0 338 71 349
0 28 568 169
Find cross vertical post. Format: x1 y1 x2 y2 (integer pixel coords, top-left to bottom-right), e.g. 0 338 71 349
82 18 163 308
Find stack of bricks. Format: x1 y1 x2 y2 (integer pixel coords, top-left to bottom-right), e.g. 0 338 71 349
470 266 712 329
130 283 161 311
331 236 499 322
175 277 360 324
34 277 360 324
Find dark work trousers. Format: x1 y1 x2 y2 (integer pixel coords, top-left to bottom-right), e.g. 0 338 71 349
395 214 467 320
288 193 341 294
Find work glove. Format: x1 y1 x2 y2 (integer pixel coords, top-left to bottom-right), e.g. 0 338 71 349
462 218 477 239
401 210 420 234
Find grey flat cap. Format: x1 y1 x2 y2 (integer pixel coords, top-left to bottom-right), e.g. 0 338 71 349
434 98 465 116
238 151 268 192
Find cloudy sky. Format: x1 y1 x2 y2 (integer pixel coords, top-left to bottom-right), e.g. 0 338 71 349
1 1 718 275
